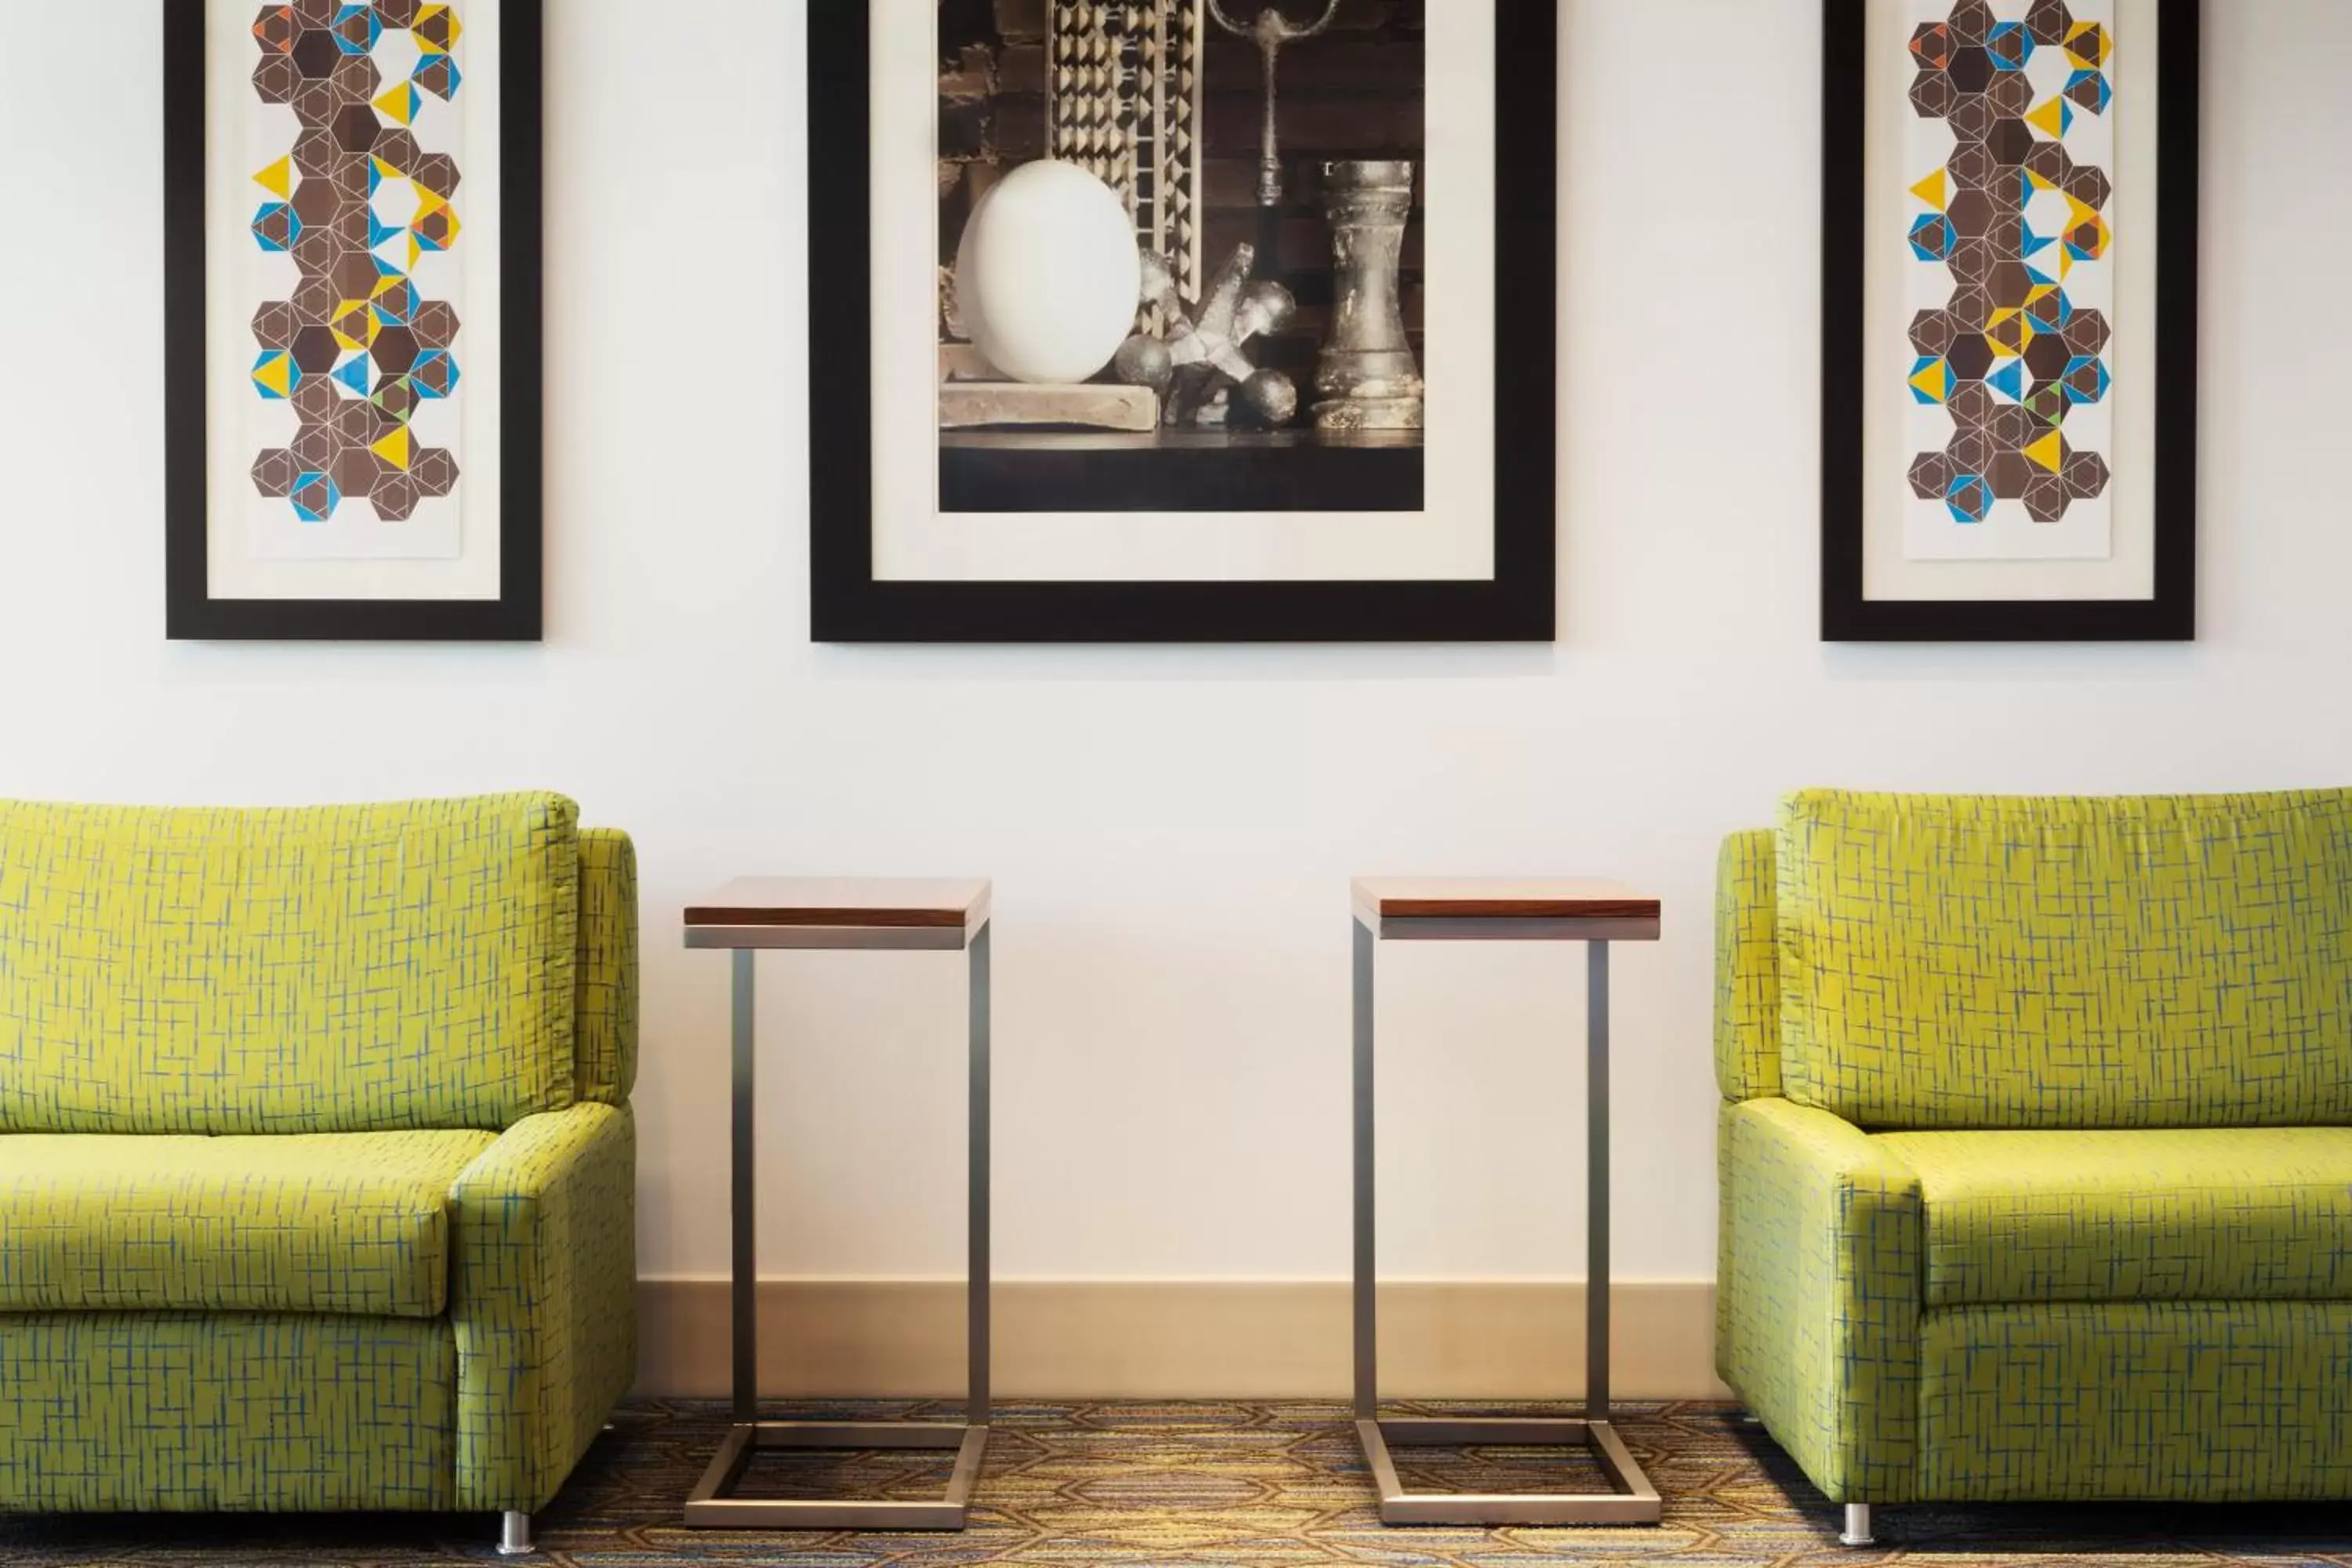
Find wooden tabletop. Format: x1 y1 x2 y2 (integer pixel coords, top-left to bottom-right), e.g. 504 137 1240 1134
1352 878 1661 938
685 878 992 931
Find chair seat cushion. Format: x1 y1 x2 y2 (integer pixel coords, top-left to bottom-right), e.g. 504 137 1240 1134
1878 1127 2352 1307
0 1130 497 1317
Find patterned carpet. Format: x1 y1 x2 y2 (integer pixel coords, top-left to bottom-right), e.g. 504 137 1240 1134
5 1399 2352 1566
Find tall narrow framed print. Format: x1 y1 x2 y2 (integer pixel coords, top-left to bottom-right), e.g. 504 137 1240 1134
165 0 543 641
1823 0 2198 642
809 2 1557 644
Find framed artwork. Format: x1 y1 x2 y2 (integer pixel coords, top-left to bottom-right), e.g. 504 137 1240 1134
809 2 1557 644
1822 0 2198 642
165 0 543 642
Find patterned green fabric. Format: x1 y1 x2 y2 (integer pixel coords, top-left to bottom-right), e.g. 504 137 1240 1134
1919 1302 2352 1501
0 1129 494 1317
1777 789 2352 1130
1713 828 1780 1103
0 1313 456 1512
575 829 638 1106
1720 1097 1920 1504
451 1102 637 1513
1882 1127 2352 1307
0 795 581 1135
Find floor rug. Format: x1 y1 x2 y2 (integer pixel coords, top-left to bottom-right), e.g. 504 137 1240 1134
5 1399 2352 1566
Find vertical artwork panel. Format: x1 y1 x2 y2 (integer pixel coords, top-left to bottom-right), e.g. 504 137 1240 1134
240 2 468 561
1900 0 2117 562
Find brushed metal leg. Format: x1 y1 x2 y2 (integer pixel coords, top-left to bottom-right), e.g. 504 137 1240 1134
1588 940 1610 1425
1842 1503 1875 1546
1352 916 1377 1423
496 1511 532 1555
967 923 992 1428
1348 929 1658 1526
685 938 990 1531
731 949 757 1424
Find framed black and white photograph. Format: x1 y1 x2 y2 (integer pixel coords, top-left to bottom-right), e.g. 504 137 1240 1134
809 2 1557 644
1821 0 2198 642
164 0 543 642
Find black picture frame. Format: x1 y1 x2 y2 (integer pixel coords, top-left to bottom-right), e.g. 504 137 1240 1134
808 4 1558 645
1821 0 2199 643
163 0 544 643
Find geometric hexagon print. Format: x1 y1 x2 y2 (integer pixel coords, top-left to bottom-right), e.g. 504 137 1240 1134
242 3 465 559
1903 0 2115 561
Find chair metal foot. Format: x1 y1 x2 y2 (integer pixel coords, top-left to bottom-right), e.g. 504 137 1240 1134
1840 1503 1874 1547
497 1511 534 1555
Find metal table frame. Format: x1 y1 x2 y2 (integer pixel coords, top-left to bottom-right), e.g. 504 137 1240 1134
1351 902 1663 1527
681 912 990 1531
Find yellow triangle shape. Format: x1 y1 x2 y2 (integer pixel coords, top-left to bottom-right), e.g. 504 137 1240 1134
374 154 405 181
372 428 413 470
2028 97 2069 140
254 354 292 397
1910 168 1948 211
2057 249 2073 280
2026 431 2064 473
1910 360 1950 403
374 85 415 126
252 156 292 199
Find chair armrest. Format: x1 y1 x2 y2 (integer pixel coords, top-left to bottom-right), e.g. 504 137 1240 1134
449 1102 637 1513
1722 1097 1922 1504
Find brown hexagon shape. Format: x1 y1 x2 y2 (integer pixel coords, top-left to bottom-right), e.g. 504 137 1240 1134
2064 165 2112 209
293 377 341 422
291 29 341 81
331 103 382 154
2024 472 2069 522
1910 72 1958 119
292 275 341 325
1987 449 2036 501
413 448 459 499
1987 71 2034 117
292 423 343 473
2063 449 2109 500
332 251 386 301
373 473 420 521
1986 118 2037 166
290 175 344 227
378 0 420 24
1949 381 1998 429
1950 93 1997 143
252 301 299 351
1986 260 2037 310
1949 0 1996 43
374 129 422 173
1910 452 1953 500
330 53 378 108
254 54 300 105
293 0 336 26
2027 0 2074 45
293 129 338 177
1949 144 1998 191
252 448 299 499
254 5 297 51
293 79 338 128
332 445 384 500
2063 308 2111 357
409 154 461 199
372 325 421 376
290 324 343 376
1987 405 2038 450
1951 427 1997 475
1911 309 1960 357
411 300 459 349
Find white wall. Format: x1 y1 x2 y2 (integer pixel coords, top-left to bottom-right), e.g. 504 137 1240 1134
2 1 2346 1294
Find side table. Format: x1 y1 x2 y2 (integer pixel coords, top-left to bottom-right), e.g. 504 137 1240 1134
681 878 993 1530
1350 878 1664 1526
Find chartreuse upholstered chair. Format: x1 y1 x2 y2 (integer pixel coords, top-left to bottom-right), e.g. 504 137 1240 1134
1718 789 2352 1546
0 793 637 1555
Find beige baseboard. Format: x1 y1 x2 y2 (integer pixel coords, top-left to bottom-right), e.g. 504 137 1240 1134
633 1279 1730 1401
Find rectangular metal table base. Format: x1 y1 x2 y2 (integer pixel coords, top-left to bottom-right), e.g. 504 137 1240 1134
684 1421 991 1531
1355 1417 1661 1526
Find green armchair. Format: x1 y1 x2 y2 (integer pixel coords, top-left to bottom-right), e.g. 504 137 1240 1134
1717 789 2352 1544
0 793 637 1555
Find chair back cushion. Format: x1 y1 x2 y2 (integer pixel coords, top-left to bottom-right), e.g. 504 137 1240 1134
1778 789 2352 1129
0 793 578 1134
